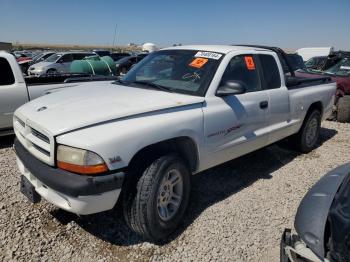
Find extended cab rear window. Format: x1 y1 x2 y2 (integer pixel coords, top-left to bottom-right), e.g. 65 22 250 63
0 57 15 85
258 54 281 89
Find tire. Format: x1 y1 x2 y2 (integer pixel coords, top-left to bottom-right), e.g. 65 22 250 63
337 96 350 123
292 110 321 153
122 155 191 242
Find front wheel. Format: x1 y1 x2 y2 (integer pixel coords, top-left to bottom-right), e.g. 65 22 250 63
122 155 191 242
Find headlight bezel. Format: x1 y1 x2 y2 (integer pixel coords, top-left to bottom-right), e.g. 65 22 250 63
56 145 108 175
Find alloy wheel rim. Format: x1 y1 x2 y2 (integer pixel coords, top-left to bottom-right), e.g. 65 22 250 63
157 169 183 221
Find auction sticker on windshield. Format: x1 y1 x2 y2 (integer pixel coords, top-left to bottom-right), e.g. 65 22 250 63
195 51 222 60
189 58 208 68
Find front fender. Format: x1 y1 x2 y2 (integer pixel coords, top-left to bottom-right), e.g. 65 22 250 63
56 104 204 171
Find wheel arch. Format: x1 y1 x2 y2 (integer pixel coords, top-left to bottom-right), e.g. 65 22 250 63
307 101 323 117
127 136 199 174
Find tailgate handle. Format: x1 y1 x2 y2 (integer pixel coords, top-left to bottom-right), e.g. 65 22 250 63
259 101 268 109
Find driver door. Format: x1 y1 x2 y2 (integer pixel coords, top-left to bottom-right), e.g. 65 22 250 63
202 54 271 169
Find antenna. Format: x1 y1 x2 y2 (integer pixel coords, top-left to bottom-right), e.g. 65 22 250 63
112 23 118 51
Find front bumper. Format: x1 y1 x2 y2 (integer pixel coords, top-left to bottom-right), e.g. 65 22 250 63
15 139 125 215
27 69 44 76
280 229 324 262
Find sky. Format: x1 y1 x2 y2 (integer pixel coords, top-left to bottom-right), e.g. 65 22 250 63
1 0 349 50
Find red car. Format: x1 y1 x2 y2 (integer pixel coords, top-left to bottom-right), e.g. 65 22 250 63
296 54 350 122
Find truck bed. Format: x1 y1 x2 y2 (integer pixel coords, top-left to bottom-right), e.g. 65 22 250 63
286 75 333 89
25 74 119 86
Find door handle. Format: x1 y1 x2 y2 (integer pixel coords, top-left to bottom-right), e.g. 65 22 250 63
259 101 268 109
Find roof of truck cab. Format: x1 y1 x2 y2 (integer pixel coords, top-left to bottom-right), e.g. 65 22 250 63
161 45 269 54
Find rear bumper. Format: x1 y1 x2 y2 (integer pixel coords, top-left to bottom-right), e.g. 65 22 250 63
15 139 125 215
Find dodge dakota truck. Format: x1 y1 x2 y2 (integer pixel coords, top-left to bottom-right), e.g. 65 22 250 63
13 45 336 241
0 51 117 136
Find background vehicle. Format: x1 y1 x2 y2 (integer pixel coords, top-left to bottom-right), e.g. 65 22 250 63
30 52 56 65
11 52 33 74
92 49 111 57
296 47 333 62
115 53 148 75
304 56 327 70
110 52 130 62
27 52 95 76
296 51 350 122
0 51 118 135
281 163 350 262
14 45 336 241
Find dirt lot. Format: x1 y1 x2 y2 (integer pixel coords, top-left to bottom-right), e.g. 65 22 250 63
1 121 349 262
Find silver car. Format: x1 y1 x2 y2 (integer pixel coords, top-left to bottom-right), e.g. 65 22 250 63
28 52 95 76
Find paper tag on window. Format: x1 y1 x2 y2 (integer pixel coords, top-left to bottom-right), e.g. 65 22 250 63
244 56 255 70
189 58 208 68
194 51 222 60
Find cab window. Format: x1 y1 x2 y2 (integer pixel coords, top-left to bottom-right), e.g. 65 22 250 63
221 55 261 92
258 54 281 89
0 57 15 85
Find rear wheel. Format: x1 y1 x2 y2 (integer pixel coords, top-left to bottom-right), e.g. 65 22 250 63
337 96 350 123
292 110 321 153
122 155 191 242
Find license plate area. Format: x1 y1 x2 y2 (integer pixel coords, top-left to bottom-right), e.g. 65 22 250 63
20 175 41 203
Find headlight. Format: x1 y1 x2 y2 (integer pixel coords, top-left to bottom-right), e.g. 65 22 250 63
57 145 108 175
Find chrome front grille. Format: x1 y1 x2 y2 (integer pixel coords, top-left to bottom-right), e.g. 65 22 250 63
16 117 25 128
31 128 50 144
13 116 54 165
31 143 50 156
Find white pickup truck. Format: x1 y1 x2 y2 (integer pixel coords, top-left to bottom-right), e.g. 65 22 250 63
0 51 117 136
13 45 336 241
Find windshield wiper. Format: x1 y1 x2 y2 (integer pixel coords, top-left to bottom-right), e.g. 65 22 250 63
131 81 174 93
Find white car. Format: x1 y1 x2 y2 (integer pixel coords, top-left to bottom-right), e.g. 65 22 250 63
14 45 336 241
0 51 117 135
27 52 95 76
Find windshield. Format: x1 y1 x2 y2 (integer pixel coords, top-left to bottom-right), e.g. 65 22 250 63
44 53 62 62
121 50 223 96
324 58 350 76
32 53 42 61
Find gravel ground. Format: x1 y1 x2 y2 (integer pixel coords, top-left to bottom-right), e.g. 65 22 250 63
1 121 349 262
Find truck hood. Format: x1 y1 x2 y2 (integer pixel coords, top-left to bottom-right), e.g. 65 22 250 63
15 82 204 136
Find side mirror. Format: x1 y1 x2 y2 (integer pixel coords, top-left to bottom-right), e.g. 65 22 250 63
216 80 246 96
